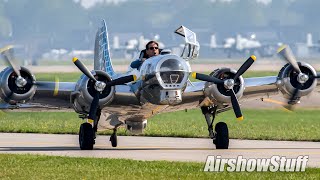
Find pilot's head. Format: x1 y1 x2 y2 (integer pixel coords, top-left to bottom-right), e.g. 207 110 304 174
146 41 159 58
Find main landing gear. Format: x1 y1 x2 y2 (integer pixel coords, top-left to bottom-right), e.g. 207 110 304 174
79 122 95 150
79 109 101 150
201 105 229 149
79 109 119 150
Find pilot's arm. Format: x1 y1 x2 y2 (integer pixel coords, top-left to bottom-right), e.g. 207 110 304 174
130 58 146 70
131 49 148 70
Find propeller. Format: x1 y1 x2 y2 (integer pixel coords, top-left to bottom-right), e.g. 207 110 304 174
0 45 63 98
277 45 316 105
72 57 136 122
192 55 256 120
0 45 28 88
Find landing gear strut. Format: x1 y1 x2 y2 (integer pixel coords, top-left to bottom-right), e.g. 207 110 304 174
201 105 229 149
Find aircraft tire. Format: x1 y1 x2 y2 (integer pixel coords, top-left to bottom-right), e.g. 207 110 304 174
110 133 117 147
79 123 95 150
214 122 229 149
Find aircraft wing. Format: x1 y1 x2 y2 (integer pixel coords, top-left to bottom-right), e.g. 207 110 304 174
174 76 279 113
184 76 279 99
242 76 279 98
0 79 137 109
180 69 319 119
22 75 277 116
180 46 319 120
25 81 77 108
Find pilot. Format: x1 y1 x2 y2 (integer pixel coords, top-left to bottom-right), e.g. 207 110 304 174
130 40 160 70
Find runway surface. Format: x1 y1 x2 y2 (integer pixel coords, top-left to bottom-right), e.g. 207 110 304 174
0 133 319 167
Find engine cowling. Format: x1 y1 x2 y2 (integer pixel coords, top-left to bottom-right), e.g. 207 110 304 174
71 70 115 114
203 67 244 104
0 67 36 104
277 62 317 99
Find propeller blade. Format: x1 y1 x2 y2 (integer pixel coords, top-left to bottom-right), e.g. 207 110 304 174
288 83 302 105
310 74 320 79
3 91 14 104
277 45 301 74
106 75 137 86
261 98 287 106
261 98 293 112
229 89 243 120
72 57 97 82
191 72 224 84
88 91 100 122
0 45 21 77
233 55 256 80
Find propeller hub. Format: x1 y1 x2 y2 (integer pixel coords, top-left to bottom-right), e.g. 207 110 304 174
297 73 309 84
15 76 27 87
94 81 106 92
224 79 235 90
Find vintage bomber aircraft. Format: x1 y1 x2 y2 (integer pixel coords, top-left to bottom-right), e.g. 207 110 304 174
0 20 319 150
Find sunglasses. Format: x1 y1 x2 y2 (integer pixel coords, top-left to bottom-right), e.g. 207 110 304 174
148 47 159 50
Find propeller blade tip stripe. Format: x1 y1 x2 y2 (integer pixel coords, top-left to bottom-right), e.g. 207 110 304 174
237 116 244 121
72 57 78 63
250 55 256 61
0 45 13 54
277 44 287 53
87 119 94 124
191 72 197 79
133 75 137 81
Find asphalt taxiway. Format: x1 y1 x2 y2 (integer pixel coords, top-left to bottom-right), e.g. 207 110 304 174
0 133 319 167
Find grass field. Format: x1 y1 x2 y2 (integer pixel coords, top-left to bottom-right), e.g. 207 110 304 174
1 109 319 141
35 72 82 81
0 154 318 179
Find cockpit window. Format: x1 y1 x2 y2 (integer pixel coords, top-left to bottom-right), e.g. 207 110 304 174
160 59 185 71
